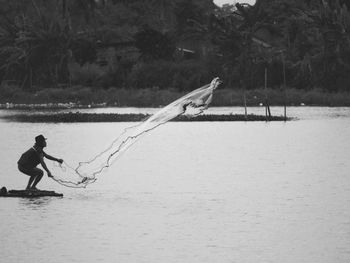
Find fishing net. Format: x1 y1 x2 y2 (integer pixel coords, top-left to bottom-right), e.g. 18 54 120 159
50 77 221 188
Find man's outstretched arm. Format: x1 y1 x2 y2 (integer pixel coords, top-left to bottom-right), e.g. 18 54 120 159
44 152 63 163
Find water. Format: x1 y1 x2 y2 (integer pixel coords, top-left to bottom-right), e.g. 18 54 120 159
1 107 350 263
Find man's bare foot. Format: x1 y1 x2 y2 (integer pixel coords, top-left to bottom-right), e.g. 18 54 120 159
31 187 40 191
25 186 31 191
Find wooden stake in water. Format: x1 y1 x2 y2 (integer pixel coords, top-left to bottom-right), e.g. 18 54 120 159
282 52 287 121
264 67 271 121
243 90 247 120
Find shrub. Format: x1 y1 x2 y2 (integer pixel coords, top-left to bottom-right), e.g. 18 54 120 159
331 92 350 106
69 62 104 87
302 89 330 105
35 88 67 103
127 60 210 91
0 82 22 101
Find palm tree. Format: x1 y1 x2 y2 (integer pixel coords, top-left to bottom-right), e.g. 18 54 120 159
0 1 73 89
302 0 350 90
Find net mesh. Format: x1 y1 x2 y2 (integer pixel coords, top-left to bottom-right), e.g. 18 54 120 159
50 77 221 188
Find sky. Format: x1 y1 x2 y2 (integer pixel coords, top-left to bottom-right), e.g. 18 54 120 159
214 0 256 6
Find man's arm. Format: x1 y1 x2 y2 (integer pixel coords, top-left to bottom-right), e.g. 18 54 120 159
43 152 63 163
39 154 53 177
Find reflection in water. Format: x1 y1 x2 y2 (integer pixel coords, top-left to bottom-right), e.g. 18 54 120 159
18 197 56 210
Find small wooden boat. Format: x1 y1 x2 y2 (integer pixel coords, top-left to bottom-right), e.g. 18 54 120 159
0 187 63 198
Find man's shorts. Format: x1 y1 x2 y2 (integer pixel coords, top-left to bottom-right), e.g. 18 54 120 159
18 164 43 177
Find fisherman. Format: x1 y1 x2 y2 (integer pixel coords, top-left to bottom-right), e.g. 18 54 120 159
18 135 63 190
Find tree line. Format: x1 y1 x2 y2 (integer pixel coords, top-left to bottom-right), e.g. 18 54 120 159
1 0 350 93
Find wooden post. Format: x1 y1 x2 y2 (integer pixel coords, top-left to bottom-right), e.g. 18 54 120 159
264 67 271 121
282 52 287 121
265 68 267 120
243 90 247 120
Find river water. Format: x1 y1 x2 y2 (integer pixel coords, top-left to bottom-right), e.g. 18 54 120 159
0 107 350 263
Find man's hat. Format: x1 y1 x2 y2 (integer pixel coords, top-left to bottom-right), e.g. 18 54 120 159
35 134 47 144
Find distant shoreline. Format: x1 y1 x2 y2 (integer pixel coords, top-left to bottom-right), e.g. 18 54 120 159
1 87 350 108
1 112 291 122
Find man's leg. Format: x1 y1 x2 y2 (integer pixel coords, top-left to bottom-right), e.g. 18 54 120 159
26 176 36 190
19 166 44 190
19 165 38 190
31 168 44 190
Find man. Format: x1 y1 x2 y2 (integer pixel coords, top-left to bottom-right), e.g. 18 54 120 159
18 135 63 190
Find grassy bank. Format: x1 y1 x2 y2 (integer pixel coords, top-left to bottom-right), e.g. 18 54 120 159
2 112 290 122
1 85 350 108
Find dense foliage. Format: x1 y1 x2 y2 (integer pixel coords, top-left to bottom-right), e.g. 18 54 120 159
1 0 350 94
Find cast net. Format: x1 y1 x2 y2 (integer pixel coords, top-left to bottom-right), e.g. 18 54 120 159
50 77 221 188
